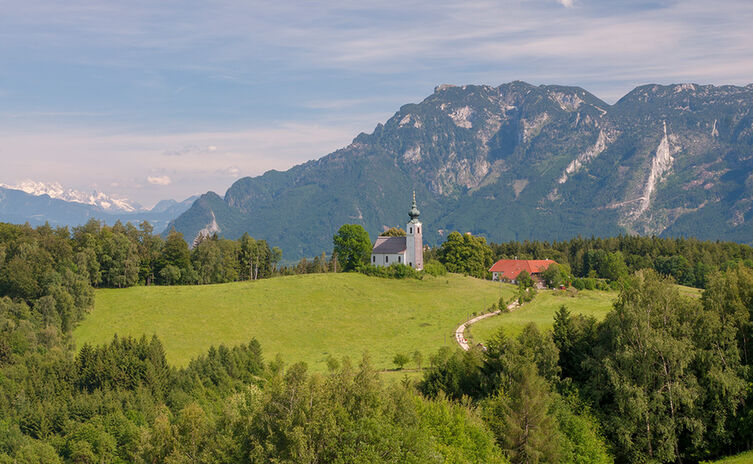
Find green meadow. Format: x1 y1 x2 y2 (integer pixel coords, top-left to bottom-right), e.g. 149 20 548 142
74 273 515 371
707 451 753 464
467 289 617 343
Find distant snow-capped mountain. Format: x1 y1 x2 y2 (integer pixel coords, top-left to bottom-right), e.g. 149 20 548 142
0 181 199 232
0 180 142 213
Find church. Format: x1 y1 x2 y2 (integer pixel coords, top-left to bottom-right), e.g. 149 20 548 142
370 193 424 270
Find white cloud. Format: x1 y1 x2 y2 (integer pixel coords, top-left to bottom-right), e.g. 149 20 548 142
557 0 575 7
147 176 172 185
218 166 241 177
163 145 219 156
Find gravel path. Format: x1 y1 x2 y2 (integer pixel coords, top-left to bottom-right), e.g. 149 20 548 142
455 300 519 351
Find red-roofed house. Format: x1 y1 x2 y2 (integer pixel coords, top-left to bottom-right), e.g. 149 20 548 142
489 259 558 283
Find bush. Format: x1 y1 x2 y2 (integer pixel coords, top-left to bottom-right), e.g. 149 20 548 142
573 277 604 290
393 353 410 369
517 282 537 304
356 263 420 279
422 260 447 277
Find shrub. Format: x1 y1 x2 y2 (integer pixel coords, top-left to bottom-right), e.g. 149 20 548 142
393 353 410 370
422 260 447 277
356 263 420 279
573 277 601 290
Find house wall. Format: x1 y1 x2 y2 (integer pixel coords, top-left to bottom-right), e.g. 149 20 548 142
492 272 516 283
371 252 407 267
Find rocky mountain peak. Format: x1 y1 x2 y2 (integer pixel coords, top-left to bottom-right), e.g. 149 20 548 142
169 81 753 259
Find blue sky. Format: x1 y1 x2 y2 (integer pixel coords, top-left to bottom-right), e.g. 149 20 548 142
1 0 752 206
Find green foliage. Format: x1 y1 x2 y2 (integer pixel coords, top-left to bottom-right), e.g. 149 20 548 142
517 270 534 288
158 264 181 285
420 325 612 464
412 350 423 370
419 324 560 401
541 262 573 288
562 269 751 462
380 227 406 237
413 394 508 464
552 305 599 384
422 259 447 276
332 224 372 271
517 280 537 304
393 353 410 369
437 231 494 278
357 263 420 279
552 395 614 464
482 364 562 464
160 229 192 281
572 277 611 291
492 235 753 288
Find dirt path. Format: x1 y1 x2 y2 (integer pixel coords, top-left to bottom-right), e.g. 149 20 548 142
454 300 519 351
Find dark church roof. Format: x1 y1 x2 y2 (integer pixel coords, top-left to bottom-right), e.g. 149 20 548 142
372 236 407 254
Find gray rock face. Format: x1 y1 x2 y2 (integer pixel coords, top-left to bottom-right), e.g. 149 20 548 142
169 81 753 259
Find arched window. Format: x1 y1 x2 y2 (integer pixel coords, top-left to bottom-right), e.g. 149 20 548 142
398 256 402 263
385 256 389 263
409 227 412 234
372 255 376 263
418 227 420 234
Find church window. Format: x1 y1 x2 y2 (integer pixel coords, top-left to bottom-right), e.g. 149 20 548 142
372 256 375 263
385 256 389 263
418 227 420 233
409 227 412 234
398 256 402 263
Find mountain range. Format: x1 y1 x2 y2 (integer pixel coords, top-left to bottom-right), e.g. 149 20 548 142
0 181 196 232
168 81 753 260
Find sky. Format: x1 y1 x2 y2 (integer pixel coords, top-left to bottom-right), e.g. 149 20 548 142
1 0 752 207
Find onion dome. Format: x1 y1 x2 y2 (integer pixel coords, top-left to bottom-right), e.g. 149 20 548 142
408 190 420 222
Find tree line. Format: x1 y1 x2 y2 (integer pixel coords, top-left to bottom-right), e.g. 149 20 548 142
428 231 753 287
0 220 281 291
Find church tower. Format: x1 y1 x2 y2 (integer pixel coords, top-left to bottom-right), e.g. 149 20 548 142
405 191 423 270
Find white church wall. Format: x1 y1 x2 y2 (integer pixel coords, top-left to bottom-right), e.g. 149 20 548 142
371 252 407 267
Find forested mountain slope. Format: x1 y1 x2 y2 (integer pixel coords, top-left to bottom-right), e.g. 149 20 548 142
170 81 753 258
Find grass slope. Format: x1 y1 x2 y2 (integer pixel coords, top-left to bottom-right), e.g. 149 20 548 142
707 451 753 464
467 289 616 343
74 273 515 371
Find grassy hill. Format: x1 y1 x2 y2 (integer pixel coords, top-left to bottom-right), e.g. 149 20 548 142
74 273 515 371
467 289 617 343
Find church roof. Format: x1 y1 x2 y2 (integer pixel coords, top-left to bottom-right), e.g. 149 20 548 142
372 236 407 254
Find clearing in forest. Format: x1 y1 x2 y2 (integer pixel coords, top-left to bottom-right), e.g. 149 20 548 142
74 273 515 371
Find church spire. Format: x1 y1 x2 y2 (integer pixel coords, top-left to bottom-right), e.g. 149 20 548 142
408 190 420 223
